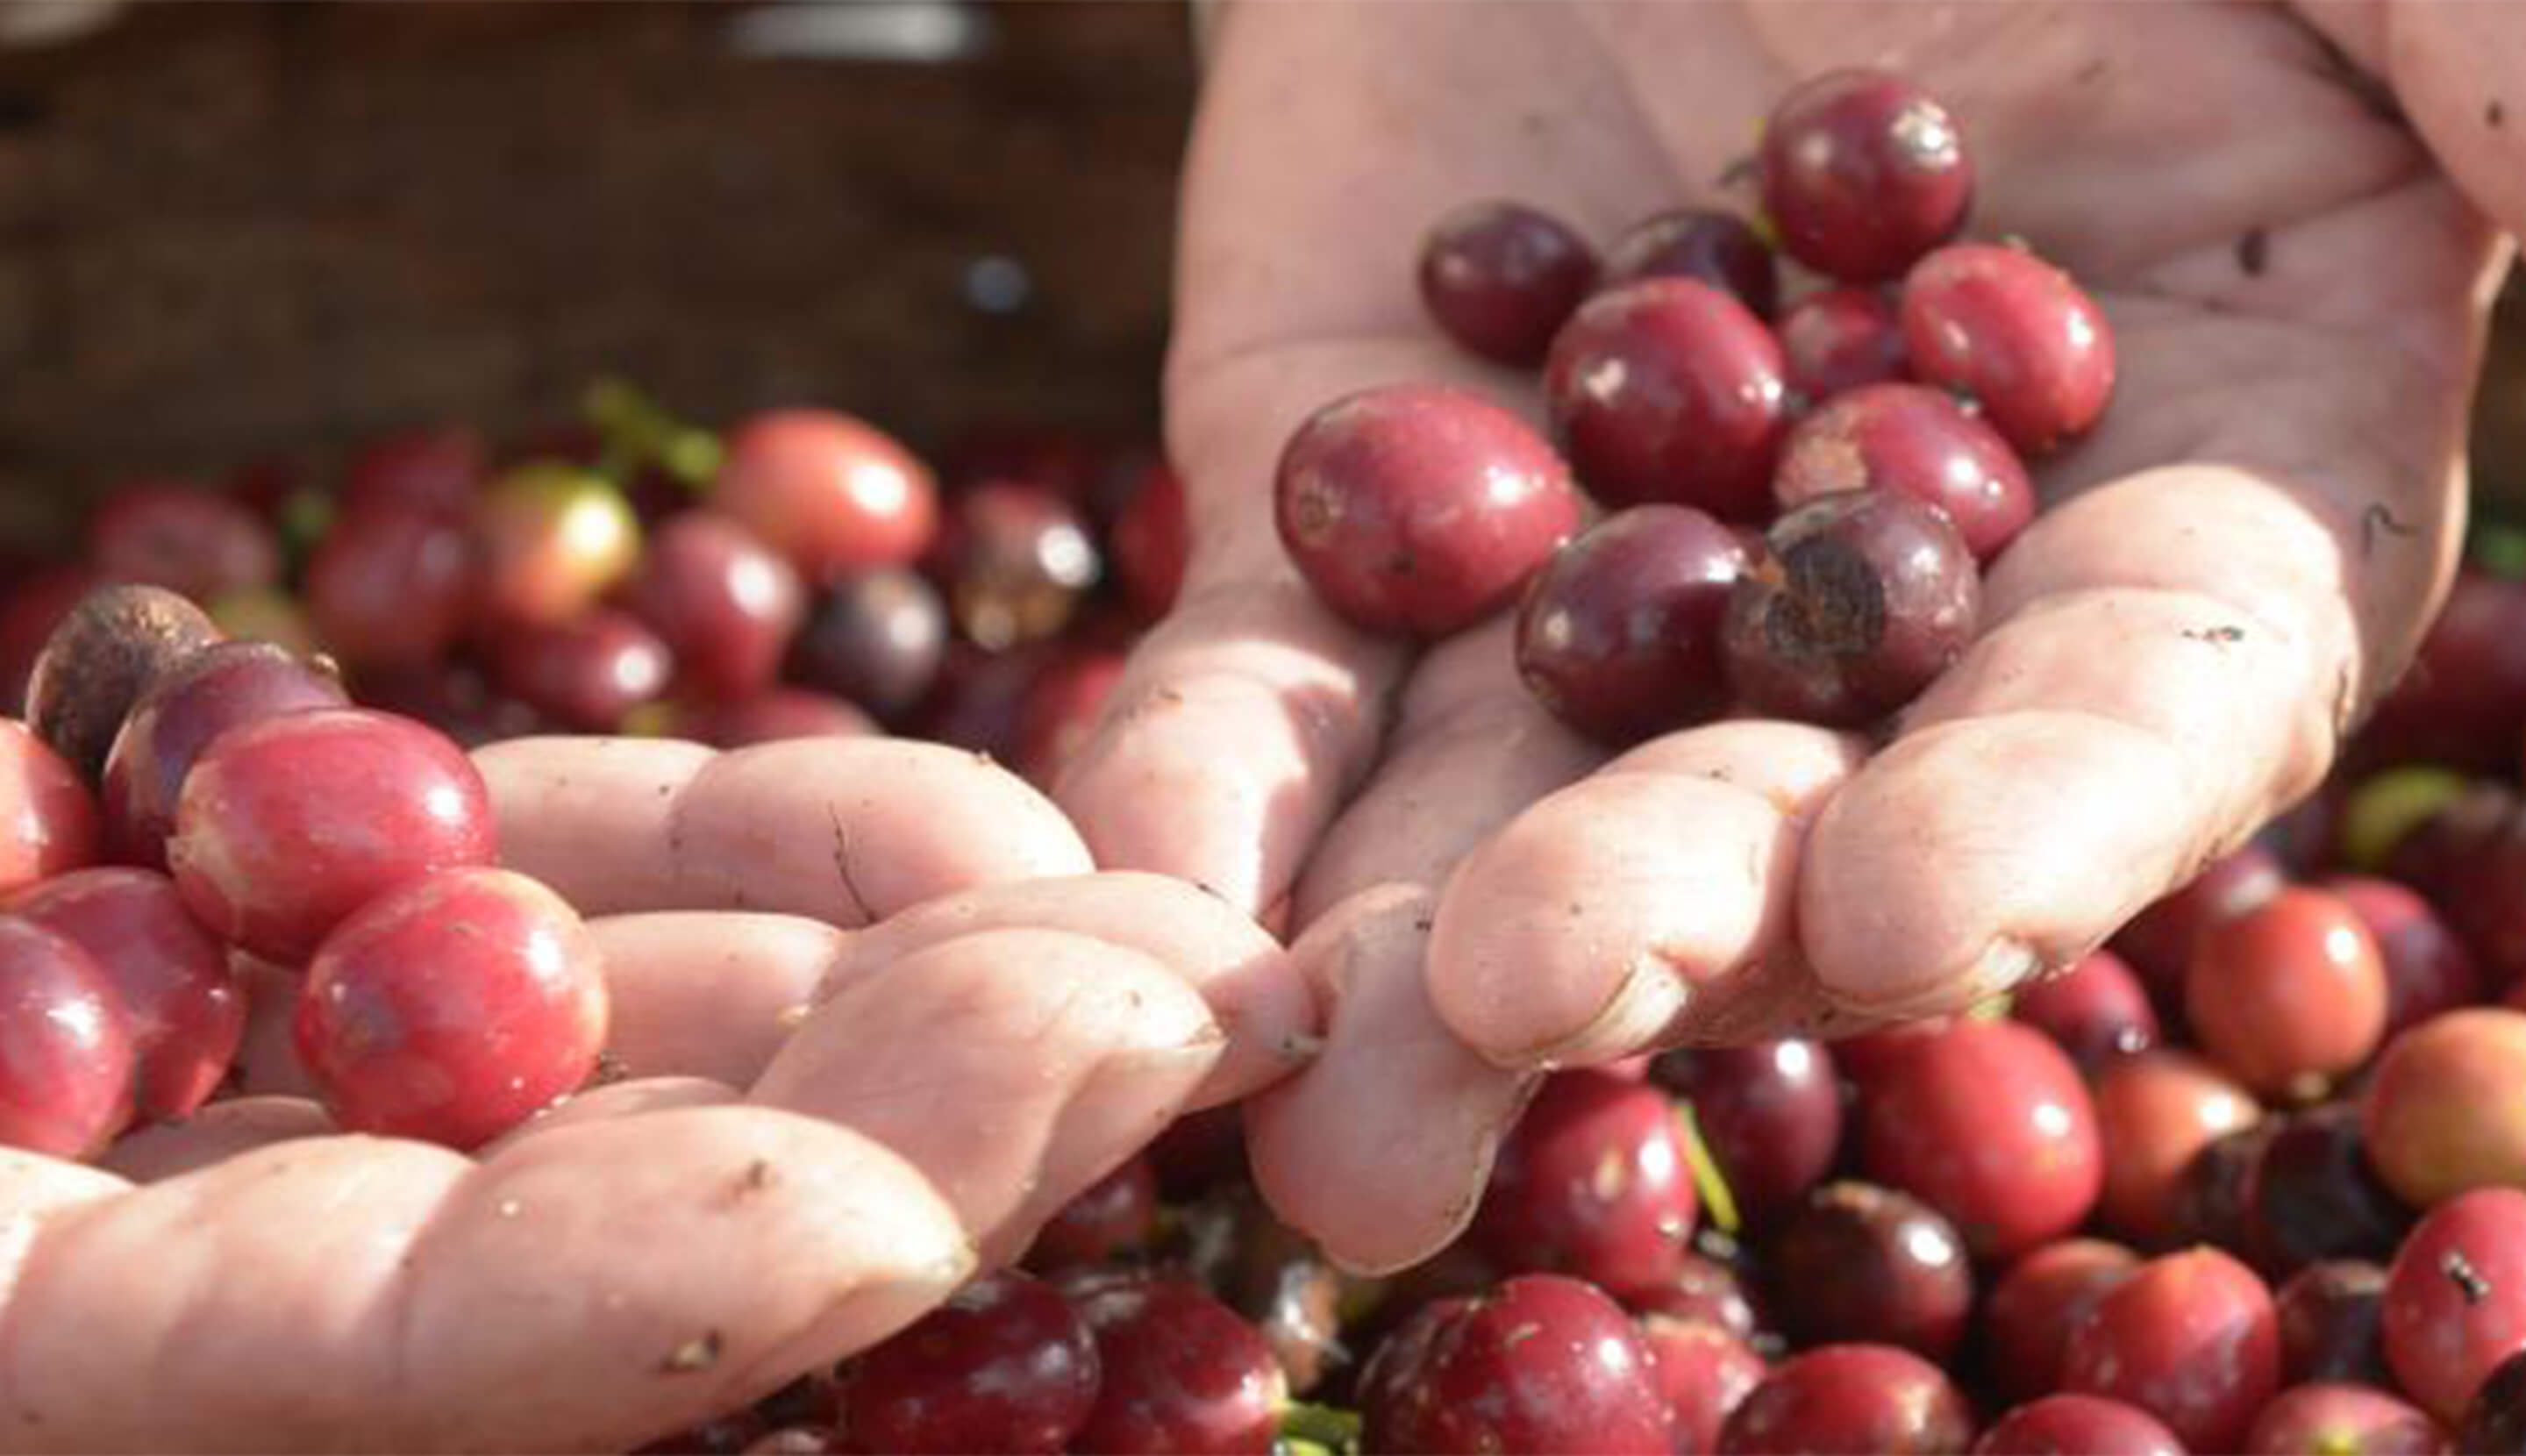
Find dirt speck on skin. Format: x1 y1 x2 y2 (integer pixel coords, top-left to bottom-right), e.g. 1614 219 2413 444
658 1330 724 1374
2361 503 2416 556
826 806 872 922
732 1160 775 1198
2236 228 2269 277
2075 57 2109 83
2181 625 2246 645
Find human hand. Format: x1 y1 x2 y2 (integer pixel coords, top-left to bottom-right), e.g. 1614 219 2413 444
1055 0 2519 1272
4 734 1317 1452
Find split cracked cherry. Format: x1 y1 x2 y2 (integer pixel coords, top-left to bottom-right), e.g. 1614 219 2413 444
1722 489 1981 728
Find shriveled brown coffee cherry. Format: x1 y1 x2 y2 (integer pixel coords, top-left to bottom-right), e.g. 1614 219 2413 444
26 584 223 785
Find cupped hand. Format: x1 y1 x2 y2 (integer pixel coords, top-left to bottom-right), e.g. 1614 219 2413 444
5 734 1318 1452
1056 0 2524 1272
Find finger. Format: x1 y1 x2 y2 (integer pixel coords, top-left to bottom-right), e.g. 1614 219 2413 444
476 1076 742 1159
1599 717 1872 807
1245 625 1599 1274
1290 616 1604 929
591 912 842 1086
1787 154 2491 1013
0 1150 127 1287
401 1111 968 1452
0 936 1232 1450
1243 886 1538 1276
476 736 1092 924
751 927 1224 1267
96 1096 335 1183
1052 572 1403 918
1800 466 2430 1016
816 871 1315 1108
470 736 715 917
1426 723 1866 1067
2356 2 2526 244
0 1112 971 1453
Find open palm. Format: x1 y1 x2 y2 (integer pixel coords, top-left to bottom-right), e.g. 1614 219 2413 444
1056 0 2515 1271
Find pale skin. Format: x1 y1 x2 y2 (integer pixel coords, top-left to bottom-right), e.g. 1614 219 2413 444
1064 0 2526 1267
5 5 2526 1448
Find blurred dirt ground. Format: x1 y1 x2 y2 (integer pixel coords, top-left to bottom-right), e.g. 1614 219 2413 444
2 2 2526 549
0 0 1195 549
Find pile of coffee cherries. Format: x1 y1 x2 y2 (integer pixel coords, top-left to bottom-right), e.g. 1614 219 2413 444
15 55 2526 1456
0 384 1188 791
0 387 1191 1184
1273 67 2115 743
632 553 2526 1455
0 581 603 1156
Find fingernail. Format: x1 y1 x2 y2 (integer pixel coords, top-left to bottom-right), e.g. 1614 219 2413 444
1502 951 1694 1069
1822 935 2044 1020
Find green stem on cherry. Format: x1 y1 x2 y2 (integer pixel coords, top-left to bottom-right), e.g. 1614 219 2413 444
1275 1399 1362 1456
581 377 724 492
1674 1100 1742 1236
277 485 337 575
